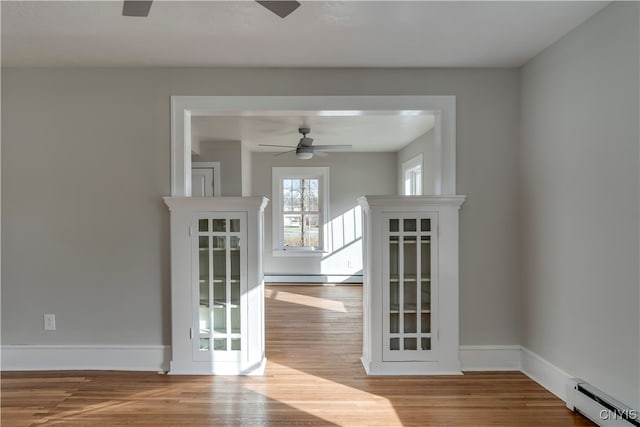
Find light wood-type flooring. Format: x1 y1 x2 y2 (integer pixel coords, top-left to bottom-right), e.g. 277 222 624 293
2 285 593 426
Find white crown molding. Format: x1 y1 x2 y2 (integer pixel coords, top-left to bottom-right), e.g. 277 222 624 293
358 195 467 209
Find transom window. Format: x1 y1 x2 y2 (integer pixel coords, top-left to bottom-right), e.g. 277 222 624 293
272 167 329 255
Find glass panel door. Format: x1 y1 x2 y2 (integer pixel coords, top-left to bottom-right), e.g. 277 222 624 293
383 214 436 362
193 214 245 362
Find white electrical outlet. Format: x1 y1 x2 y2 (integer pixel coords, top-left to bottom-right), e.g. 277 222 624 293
44 314 56 331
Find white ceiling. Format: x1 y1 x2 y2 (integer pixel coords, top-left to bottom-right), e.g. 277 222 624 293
192 113 435 152
1 1 608 68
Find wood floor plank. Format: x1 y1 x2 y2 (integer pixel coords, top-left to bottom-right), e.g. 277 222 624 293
1 285 593 426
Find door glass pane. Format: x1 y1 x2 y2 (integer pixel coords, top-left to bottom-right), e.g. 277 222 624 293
420 283 431 311
213 237 226 284
389 236 399 280
213 236 226 335
231 339 241 351
212 219 226 232
231 308 240 335
403 218 416 232
213 304 226 334
421 313 431 333
389 282 398 313
199 305 210 335
421 337 431 350
390 313 399 333
421 236 431 279
404 282 416 312
213 339 227 351
230 236 240 283
199 237 209 282
404 313 417 333
390 338 399 351
389 218 399 232
421 218 431 232
199 338 210 351
231 286 240 334
199 219 209 232
230 219 240 232
403 236 416 281
404 338 417 350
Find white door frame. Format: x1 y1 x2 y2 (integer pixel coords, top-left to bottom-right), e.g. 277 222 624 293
170 96 456 197
192 161 221 196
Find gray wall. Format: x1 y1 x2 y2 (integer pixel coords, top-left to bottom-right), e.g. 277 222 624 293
397 128 438 195
520 2 639 408
192 140 242 196
252 152 396 276
1 67 521 347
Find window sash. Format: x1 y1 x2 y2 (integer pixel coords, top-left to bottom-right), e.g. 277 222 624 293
272 167 329 254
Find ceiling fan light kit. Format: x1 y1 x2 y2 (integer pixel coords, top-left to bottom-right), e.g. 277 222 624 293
296 146 314 160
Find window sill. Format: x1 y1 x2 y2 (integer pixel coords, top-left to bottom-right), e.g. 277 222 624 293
272 249 328 257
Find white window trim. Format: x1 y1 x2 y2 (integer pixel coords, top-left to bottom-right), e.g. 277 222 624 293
402 154 423 196
272 167 329 256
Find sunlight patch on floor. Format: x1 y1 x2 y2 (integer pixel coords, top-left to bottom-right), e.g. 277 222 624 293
265 289 347 313
245 360 402 426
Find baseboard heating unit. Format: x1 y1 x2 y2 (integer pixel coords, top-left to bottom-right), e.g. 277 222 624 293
566 379 639 427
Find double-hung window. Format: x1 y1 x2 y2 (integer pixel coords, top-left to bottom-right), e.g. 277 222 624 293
272 167 329 255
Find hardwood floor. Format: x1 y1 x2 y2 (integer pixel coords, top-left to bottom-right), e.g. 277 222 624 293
2 285 593 426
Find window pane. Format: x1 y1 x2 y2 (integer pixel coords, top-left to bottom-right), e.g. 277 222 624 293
303 214 319 247
284 214 302 246
305 179 319 211
283 179 302 212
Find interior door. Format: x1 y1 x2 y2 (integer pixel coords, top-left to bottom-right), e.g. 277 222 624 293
192 168 214 197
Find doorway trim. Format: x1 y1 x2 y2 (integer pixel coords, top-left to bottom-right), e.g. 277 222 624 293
192 161 221 196
170 96 456 197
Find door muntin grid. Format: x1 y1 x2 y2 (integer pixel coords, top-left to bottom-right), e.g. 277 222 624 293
193 215 245 361
384 214 437 361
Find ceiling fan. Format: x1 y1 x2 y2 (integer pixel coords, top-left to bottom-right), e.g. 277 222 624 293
259 127 352 160
122 1 301 18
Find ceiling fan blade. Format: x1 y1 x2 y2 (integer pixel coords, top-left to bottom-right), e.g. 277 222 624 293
274 149 296 156
255 1 301 18
259 144 296 148
313 145 352 151
123 0 153 17
314 151 328 157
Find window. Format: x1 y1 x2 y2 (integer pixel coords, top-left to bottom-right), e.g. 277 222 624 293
402 154 423 196
272 167 329 255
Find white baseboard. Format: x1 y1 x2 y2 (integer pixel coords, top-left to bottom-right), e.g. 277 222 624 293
459 345 522 371
521 346 573 402
1 345 171 372
265 274 363 284
0 345 574 408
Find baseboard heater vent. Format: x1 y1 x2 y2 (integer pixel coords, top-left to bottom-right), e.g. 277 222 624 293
567 378 639 426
